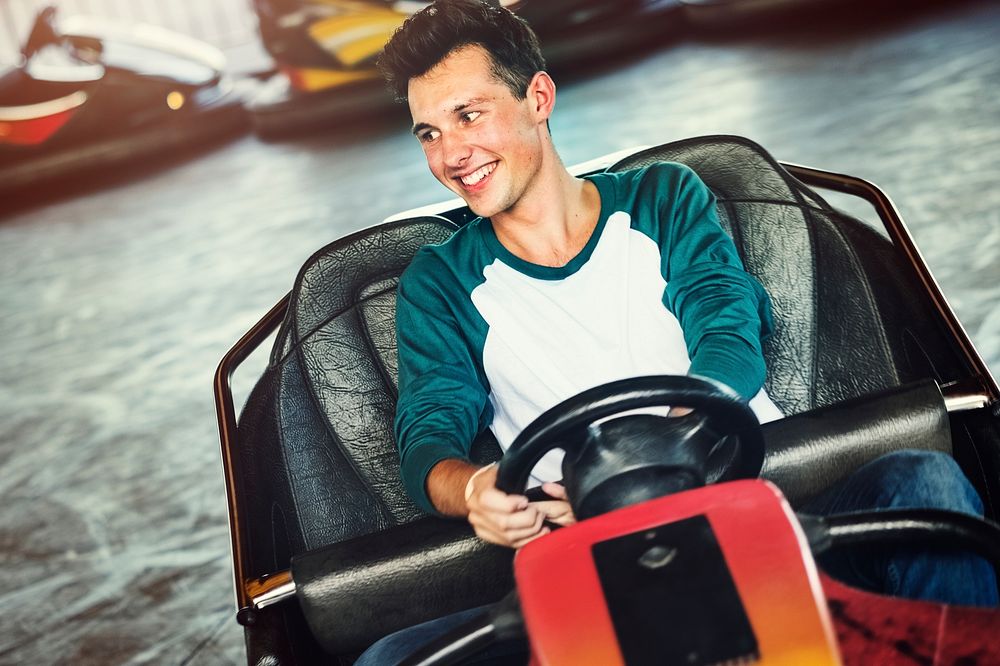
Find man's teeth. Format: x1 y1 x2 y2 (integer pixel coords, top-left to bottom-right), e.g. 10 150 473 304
461 162 496 186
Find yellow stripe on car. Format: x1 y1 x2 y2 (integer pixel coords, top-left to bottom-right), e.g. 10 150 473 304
308 10 407 68
289 65 381 91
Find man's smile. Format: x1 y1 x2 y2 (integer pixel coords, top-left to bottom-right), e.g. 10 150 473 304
455 161 498 191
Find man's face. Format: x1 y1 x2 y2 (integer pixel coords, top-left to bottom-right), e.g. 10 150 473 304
407 45 545 219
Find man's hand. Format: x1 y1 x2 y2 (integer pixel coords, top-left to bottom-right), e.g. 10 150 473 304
536 482 576 527
465 466 575 549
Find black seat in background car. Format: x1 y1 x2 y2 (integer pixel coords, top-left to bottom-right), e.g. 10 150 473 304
229 136 985 664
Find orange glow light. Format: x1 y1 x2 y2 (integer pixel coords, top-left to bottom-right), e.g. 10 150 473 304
166 91 185 110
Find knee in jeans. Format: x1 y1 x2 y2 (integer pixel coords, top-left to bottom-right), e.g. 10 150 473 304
875 450 982 514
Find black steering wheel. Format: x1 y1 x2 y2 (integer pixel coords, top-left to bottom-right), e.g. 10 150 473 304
494 375 765 520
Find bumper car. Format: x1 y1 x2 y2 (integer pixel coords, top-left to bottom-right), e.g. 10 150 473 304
214 135 1000 664
247 0 683 139
0 7 247 199
247 0 410 139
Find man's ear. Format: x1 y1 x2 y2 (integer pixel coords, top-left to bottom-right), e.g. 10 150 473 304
527 71 556 124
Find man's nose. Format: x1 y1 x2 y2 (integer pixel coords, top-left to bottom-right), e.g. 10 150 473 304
442 132 472 169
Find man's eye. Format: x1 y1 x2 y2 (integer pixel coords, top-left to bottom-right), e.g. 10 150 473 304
420 130 440 143
460 110 481 123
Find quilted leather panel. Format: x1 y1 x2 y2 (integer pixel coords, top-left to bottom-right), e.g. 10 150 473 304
292 225 435 336
812 211 899 405
360 278 402 389
713 202 735 239
728 200 815 414
302 310 414 526
280 344 395 552
235 370 290 572
311 319 412 524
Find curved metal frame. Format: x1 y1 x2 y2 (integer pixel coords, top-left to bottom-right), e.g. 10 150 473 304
214 296 289 611
213 159 999 619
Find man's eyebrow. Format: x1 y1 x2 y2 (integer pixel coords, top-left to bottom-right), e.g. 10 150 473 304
451 97 489 113
411 97 492 134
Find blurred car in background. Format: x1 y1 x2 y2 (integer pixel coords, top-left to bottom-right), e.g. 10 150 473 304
247 0 409 139
247 0 683 139
0 7 247 199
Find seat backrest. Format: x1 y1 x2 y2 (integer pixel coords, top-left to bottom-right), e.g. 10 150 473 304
236 217 501 575
235 136 964 575
609 136 962 415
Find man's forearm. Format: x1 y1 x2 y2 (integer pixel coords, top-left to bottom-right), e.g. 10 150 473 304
688 332 766 400
425 458 480 516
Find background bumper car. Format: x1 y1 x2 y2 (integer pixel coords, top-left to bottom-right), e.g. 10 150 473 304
0 7 246 198
214 135 1000 664
247 0 410 139
247 0 684 139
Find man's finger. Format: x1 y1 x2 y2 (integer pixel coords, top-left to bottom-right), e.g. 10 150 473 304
479 504 542 532
498 512 547 543
511 526 551 550
533 500 576 526
540 482 569 500
472 524 509 547
470 509 545 547
473 486 529 513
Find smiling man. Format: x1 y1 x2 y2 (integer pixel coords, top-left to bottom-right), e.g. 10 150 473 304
354 1 996 663
385 0 782 545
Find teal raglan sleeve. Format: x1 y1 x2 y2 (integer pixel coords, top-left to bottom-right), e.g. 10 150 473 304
394 254 492 515
659 165 775 399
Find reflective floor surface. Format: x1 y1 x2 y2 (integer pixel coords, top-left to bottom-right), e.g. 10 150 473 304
1 2 998 664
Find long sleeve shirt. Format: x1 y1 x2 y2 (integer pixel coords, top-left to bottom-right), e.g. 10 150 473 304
394 162 782 514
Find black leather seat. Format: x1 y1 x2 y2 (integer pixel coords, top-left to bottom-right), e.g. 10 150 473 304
230 136 977 664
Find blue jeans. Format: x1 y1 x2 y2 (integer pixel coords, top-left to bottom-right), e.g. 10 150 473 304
802 449 997 606
355 451 998 665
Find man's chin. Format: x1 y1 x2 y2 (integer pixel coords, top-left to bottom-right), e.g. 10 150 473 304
455 185 505 219
462 197 494 219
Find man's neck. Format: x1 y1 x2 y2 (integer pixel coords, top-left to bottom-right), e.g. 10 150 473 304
491 153 601 268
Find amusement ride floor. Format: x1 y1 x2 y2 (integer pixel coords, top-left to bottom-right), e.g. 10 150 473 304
1 2 998 664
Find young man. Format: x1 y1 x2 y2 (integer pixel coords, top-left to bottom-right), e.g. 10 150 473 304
386 0 783 549
357 1 996 662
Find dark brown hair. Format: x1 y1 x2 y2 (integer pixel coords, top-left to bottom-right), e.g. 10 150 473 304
378 0 545 102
